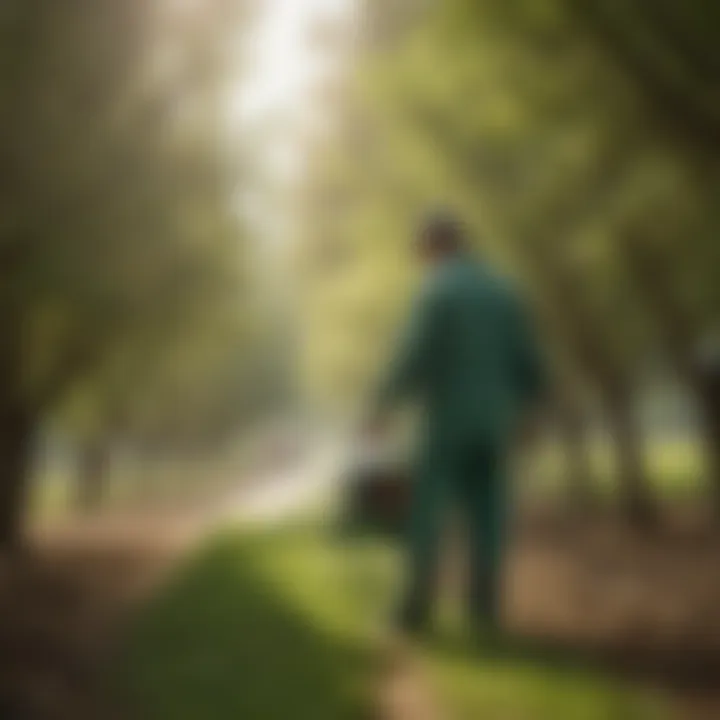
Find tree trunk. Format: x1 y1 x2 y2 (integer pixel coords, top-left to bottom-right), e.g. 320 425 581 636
696 376 720 516
75 440 111 514
556 400 594 509
0 247 35 548
0 405 34 549
604 388 656 526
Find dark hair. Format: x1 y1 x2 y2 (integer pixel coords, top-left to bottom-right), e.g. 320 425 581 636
419 210 465 253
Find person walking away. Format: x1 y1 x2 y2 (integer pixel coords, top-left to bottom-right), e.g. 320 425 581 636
366 211 546 634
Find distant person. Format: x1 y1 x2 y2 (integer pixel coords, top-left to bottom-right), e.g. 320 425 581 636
366 211 546 635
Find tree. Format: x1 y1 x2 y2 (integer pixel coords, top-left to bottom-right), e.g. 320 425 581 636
0 0 257 544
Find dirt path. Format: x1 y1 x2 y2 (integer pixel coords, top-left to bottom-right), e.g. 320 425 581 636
507 512 720 720
378 635 444 720
0 527 184 719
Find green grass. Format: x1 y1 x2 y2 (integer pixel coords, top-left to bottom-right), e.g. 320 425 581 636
28 470 74 521
117 526 668 720
424 633 666 720
116 525 383 719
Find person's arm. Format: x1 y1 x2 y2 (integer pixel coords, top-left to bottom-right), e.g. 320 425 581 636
372 280 445 420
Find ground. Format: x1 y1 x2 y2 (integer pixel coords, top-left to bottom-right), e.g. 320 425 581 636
1 507 720 719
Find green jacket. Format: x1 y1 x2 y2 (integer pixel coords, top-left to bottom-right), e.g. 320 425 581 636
378 255 545 449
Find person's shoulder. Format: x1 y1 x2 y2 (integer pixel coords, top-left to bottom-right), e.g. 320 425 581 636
479 268 530 318
472 263 516 297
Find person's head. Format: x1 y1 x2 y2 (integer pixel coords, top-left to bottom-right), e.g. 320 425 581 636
417 210 465 264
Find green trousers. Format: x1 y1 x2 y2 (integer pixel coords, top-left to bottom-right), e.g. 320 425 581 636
398 438 509 630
